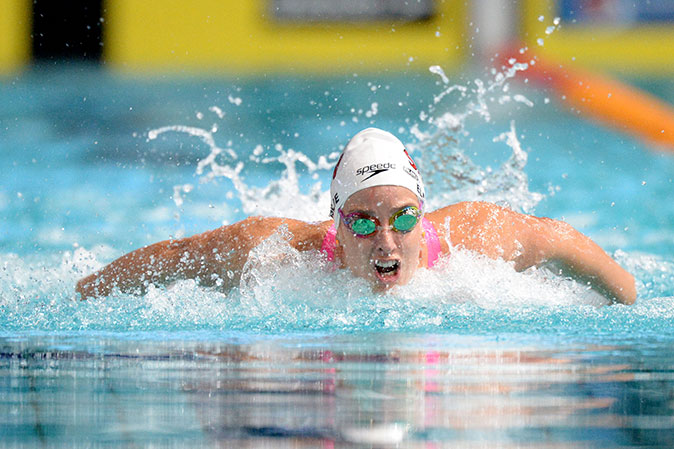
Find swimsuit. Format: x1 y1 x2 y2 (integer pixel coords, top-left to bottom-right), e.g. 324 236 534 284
320 218 442 268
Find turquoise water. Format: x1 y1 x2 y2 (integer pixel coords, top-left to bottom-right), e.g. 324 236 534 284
1 64 674 447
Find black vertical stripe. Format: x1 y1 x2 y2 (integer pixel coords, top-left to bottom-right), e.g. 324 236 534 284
31 0 103 61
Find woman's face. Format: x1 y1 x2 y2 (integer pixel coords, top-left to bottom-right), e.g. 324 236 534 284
336 186 423 291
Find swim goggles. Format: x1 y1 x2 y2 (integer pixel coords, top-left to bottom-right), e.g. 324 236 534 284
339 206 422 237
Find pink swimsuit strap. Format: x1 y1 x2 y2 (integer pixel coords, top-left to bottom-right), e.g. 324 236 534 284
320 223 338 262
421 217 441 268
320 217 441 267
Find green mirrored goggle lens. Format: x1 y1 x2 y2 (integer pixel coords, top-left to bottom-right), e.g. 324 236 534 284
351 218 377 236
342 206 421 236
392 213 418 232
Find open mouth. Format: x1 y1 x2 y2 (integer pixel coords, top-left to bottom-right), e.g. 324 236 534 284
373 259 400 279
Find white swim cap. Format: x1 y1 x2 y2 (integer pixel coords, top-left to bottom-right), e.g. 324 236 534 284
330 128 425 227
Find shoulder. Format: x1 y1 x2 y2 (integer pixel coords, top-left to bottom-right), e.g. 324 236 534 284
199 216 332 252
425 201 514 232
425 201 554 258
427 201 553 228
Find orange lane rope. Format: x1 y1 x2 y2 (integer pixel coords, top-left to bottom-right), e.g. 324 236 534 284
511 52 674 151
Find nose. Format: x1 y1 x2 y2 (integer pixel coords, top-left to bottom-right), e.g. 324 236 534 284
373 226 398 255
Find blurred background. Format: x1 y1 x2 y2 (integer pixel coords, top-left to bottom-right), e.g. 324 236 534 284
2 0 673 75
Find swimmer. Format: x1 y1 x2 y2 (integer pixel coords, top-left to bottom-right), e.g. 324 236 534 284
76 128 637 304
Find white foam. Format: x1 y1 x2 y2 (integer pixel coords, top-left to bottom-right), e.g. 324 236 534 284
1 235 672 333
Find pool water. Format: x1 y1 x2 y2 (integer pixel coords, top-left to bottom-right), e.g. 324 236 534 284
1 63 674 448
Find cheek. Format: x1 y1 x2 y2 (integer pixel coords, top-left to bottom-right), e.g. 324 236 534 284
401 230 423 255
402 233 424 279
336 230 370 264
346 239 372 263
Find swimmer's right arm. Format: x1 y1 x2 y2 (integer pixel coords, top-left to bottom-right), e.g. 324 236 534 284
75 221 254 299
76 237 195 299
76 217 327 299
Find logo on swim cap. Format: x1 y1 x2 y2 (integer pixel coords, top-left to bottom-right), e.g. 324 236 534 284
356 162 396 182
329 192 340 218
404 166 419 181
332 154 344 180
403 148 418 170
417 183 425 199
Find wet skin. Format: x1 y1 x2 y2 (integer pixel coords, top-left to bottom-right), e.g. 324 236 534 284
335 186 425 291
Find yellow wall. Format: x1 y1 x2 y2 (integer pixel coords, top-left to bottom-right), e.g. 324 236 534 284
523 0 674 76
103 0 467 74
0 0 30 74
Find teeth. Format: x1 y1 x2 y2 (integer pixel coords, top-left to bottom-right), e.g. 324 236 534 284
374 260 399 276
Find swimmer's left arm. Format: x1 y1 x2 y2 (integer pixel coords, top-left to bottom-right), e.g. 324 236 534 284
519 216 637 305
437 202 636 305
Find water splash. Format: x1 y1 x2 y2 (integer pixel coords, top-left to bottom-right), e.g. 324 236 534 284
1 209 672 335
1 237 672 334
148 57 541 223
409 62 541 213
408 16 561 211
149 127 335 222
